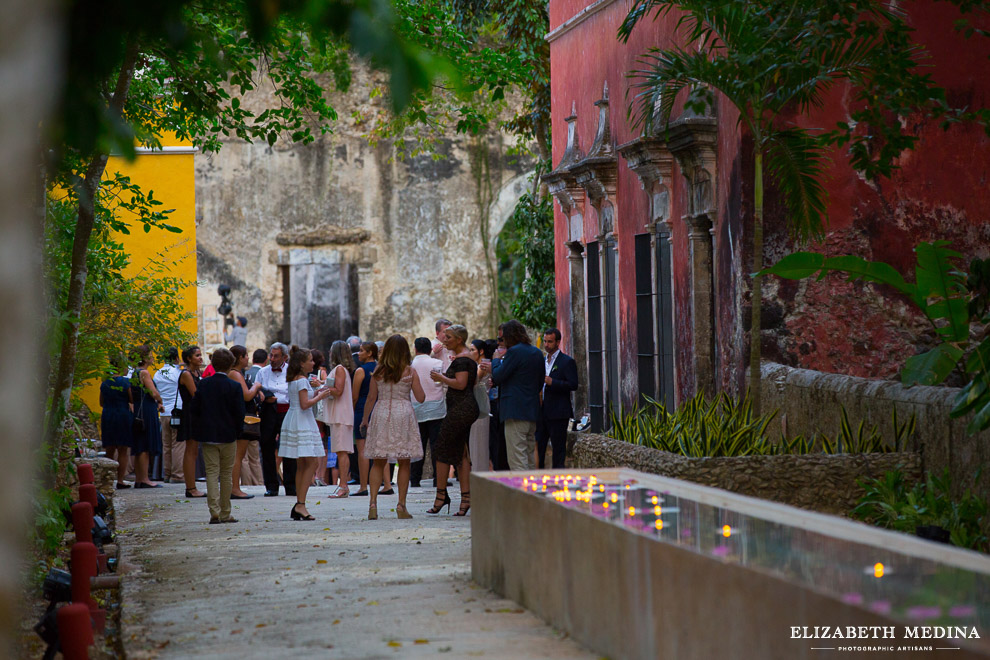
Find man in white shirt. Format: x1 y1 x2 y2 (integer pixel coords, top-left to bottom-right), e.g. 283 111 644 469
153 348 184 483
256 342 296 496
410 337 446 487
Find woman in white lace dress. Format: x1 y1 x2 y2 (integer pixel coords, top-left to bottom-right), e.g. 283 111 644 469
279 347 334 521
360 335 426 521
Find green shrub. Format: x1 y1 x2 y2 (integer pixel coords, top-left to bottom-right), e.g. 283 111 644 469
607 392 914 457
852 469 988 552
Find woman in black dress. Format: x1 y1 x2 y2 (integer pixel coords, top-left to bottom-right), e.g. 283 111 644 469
428 324 478 516
178 345 206 498
130 345 165 488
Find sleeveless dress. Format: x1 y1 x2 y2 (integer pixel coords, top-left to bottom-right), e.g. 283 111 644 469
100 376 132 448
320 364 354 453
278 378 325 458
178 369 201 442
434 356 479 465
468 368 491 470
131 368 163 457
364 372 424 461
353 361 376 440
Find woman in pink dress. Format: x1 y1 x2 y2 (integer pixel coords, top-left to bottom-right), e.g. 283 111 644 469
360 335 426 520
320 340 355 498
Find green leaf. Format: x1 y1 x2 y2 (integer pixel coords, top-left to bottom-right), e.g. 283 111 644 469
757 252 824 279
951 378 989 418
914 242 968 341
966 399 990 435
901 344 964 386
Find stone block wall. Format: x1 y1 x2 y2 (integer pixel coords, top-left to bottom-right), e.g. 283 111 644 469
759 362 990 503
570 432 921 515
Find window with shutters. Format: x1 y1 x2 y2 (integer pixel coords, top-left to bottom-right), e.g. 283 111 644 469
586 241 604 431
634 233 657 402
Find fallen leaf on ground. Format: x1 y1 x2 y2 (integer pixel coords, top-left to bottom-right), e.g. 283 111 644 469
387 641 402 647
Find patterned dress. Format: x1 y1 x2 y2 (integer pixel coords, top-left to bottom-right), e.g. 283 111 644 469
434 356 479 465
364 372 423 461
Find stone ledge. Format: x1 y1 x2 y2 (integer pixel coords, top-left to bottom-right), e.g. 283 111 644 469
275 225 371 246
570 432 921 515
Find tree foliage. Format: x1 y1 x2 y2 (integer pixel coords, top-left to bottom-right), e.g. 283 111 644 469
496 192 556 330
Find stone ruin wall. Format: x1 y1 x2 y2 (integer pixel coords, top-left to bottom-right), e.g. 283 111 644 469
194 60 533 353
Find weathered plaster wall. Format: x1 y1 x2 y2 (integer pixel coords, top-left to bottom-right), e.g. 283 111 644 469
760 3 990 380
759 362 990 505
195 60 533 351
551 0 990 412
570 432 921 515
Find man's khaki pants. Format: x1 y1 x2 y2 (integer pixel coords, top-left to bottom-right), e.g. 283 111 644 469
160 416 184 483
202 442 236 521
504 419 537 471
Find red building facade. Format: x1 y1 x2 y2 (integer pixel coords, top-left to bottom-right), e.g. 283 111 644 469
546 0 990 431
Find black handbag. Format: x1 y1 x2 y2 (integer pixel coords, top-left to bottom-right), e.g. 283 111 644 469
169 374 182 428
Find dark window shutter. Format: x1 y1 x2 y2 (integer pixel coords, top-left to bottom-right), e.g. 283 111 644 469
586 241 604 432
634 233 657 402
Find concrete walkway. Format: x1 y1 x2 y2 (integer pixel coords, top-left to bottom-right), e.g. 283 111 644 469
116 483 597 659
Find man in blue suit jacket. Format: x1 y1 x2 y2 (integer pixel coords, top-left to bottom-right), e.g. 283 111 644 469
490 319 546 470
536 327 579 469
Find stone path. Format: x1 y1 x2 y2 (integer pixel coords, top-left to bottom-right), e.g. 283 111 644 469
116 483 597 659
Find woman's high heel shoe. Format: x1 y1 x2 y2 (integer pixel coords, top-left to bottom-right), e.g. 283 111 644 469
368 504 378 520
426 487 451 515
290 502 314 521
396 503 412 519
453 491 470 517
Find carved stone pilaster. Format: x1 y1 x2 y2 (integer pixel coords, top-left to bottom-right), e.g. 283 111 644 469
566 240 589 419
543 103 586 220
668 115 718 397
667 116 718 218
618 135 675 230
569 83 617 226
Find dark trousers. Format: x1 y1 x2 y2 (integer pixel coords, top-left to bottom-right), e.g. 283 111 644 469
489 398 509 471
260 402 296 494
411 418 443 486
536 415 569 469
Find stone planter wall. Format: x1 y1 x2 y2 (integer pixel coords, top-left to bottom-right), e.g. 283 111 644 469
759 362 990 503
570 433 921 515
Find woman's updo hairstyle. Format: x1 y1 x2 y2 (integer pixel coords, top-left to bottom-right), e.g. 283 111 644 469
445 324 468 345
286 345 312 382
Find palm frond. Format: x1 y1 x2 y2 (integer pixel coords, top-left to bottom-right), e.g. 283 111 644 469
764 127 830 241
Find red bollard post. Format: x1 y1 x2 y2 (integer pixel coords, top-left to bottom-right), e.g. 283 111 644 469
79 484 98 510
77 463 95 485
71 541 106 633
71 502 93 544
70 542 97 609
57 603 93 660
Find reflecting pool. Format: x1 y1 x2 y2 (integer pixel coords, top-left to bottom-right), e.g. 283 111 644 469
493 472 989 632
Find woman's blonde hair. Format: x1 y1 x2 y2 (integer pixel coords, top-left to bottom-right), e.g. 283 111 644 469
373 334 411 383
328 340 356 373
445 324 468 345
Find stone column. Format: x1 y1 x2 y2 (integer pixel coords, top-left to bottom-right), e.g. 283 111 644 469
566 241 588 417
667 116 718 398
685 214 715 396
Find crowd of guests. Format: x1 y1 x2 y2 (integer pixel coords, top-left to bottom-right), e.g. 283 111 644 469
99 318 579 524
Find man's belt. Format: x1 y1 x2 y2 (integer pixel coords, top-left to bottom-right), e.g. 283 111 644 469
276 403 290 414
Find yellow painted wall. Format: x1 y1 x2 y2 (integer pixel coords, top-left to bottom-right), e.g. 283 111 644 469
78 137 198 412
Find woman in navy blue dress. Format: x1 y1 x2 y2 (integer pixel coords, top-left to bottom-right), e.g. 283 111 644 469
130 345 165 488
100 353 133 489
350 342 379 496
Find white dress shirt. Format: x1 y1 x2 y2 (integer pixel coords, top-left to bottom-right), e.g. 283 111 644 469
543 349 559 396
153 363 183 414
256 363 289 404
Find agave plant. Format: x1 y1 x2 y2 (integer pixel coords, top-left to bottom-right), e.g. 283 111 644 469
608 392 916 458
